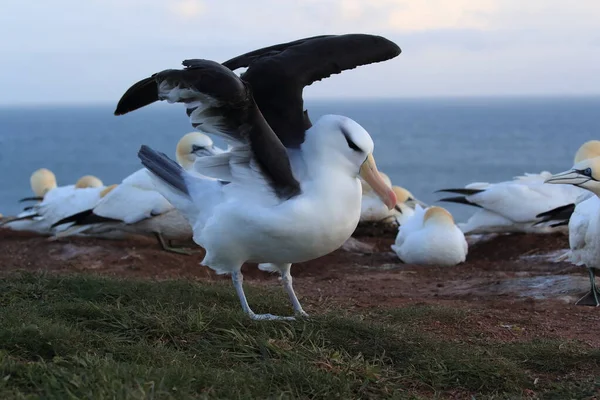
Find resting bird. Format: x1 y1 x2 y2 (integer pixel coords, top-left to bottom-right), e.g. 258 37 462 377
436 171 586 235
116 34 401 320
391 205 467 266
51 132 224 254
360 172 425 224
1 175 106 234
19 168 58 202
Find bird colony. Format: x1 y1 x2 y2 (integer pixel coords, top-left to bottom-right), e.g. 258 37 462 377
1 34 598 320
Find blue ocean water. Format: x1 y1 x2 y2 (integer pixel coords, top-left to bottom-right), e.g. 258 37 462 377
1 97 598 222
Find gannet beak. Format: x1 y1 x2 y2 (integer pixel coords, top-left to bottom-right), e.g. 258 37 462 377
544 170 589 185
360 154 397 210
192 144 224 157
406 197 428 208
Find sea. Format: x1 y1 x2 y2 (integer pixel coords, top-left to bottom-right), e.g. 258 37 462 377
1 97 599 222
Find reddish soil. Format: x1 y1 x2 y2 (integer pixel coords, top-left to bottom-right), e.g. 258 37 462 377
1 226 599 346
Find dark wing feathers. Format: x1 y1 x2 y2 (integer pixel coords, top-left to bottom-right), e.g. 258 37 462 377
19 196 44 203
437 196 483 208
534 203 576 226
116 34 401 198
222 34 401 148
435 188 485 196
114 77 158 116
117 60 301 199
222 35 334 71
51 209 121 228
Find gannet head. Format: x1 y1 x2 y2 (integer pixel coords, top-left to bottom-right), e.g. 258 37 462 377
423 206 456 227
574 140 600 163
306 114 396 210
75 175 104 188
176 132 223 169
392 186 428 209
100 184 118 198
30 168 57 197
545 156 600 196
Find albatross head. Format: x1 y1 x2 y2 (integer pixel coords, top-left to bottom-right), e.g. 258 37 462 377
75 175 104 188
574 140 600 163
306 115 397 210
545 156 600 195
30 168 57 197
176 132 222 169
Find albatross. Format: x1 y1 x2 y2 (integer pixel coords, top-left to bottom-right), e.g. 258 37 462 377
115 34 400 320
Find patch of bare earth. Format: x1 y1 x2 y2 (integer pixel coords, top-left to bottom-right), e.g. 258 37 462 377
1 226 598 347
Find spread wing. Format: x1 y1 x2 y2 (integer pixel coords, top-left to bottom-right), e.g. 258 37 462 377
115 59 301 200
222 34 401 148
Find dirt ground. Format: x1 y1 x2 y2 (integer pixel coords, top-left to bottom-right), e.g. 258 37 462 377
1 225 599 347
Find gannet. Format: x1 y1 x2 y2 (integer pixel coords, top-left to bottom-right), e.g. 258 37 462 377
360 172 425 224
437 171 586 234
1 175 106 234
545 156 600 306
51 132 224 254
391 205 468 266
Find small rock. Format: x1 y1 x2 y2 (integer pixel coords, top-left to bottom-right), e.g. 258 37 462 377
341 237 375 254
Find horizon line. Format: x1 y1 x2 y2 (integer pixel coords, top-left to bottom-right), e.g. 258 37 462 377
1 93 600 108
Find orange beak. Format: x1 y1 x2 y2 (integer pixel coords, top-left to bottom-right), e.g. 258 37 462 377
359 154 397 210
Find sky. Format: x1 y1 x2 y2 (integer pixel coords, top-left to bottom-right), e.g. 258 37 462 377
1 0 599 105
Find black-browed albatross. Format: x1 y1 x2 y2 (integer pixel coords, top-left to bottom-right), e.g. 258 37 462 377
115 34 401 320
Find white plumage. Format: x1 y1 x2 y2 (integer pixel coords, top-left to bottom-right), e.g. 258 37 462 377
391 205 468 266
117 35 401 320
2 175 105 234
438 171 586 234
51 132 224 253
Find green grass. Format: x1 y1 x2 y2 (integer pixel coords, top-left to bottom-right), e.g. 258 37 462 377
0 272 598 399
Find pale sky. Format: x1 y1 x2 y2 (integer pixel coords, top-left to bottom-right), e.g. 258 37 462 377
1 0 599 105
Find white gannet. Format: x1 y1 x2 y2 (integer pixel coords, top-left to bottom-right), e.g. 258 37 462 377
116 34 400 320
535 140 600 229
436 170 587 235
545 156 600 306
534 140 600 306
359 172 426 224
51 132 224 254
391 205 468 266
392 186 426 225
19 168 58 202
1 175 106 234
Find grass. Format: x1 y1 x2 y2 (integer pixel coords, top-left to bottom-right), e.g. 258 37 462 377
0 272 598 399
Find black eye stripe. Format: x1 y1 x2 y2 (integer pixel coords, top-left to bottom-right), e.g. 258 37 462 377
341 127 362 152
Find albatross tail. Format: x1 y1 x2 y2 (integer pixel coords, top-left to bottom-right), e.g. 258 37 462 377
139 145 190 196
138 145 220 229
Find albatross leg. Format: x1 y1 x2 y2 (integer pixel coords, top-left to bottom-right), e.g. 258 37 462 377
576 268 600 307
278 263 309 317
231 271 295 321
154 232 194 255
